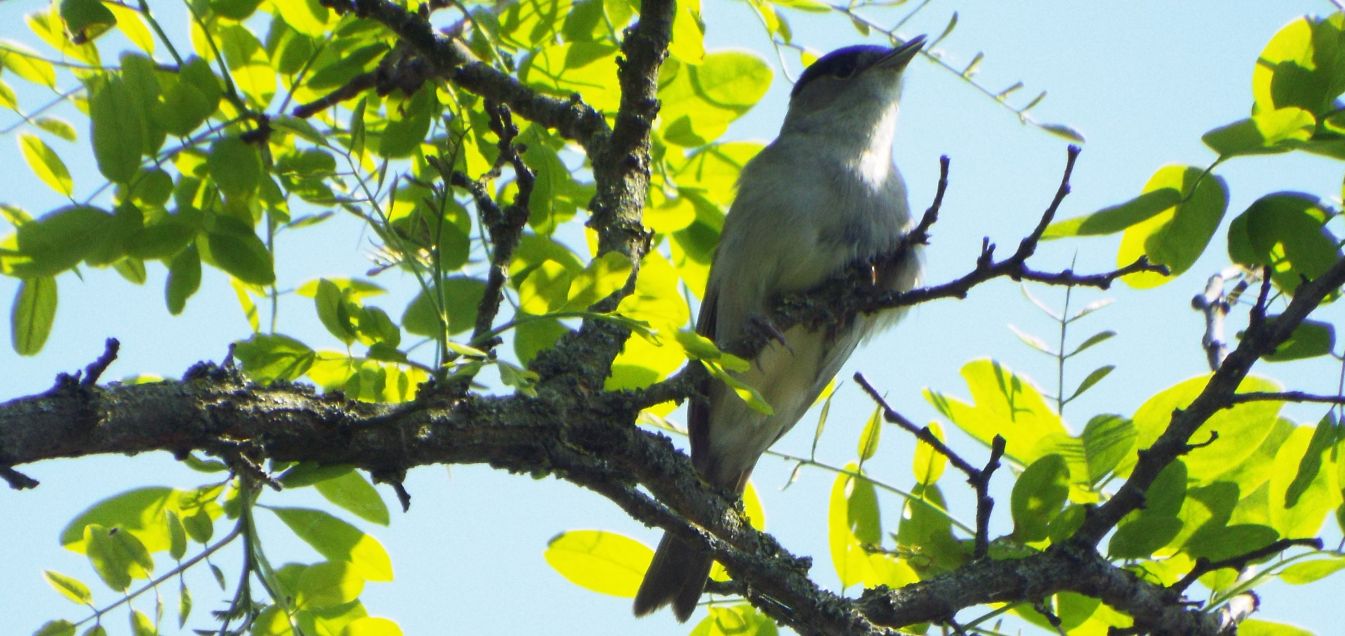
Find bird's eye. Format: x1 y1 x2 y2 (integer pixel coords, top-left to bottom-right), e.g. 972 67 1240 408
833 62 857 79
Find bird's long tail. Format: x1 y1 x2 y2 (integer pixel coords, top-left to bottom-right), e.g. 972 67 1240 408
632 532 713 622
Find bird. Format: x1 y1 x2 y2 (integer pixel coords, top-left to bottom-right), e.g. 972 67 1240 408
633 36 926 622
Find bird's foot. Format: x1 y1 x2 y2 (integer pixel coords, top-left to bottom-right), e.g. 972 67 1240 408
746 314 794 356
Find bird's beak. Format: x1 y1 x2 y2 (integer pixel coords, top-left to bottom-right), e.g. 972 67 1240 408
875 35 926 72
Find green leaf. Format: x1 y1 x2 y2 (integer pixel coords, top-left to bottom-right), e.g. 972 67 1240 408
1007 324 1054 355
924 359 1064 465
378 86 434 158
43 570 93 605
1117 165 1228 288
215 24 274 107
129 609 154 636
32 116 76 141
1202 107 1316 156
204 223 274 285
14 205 113 276
166 510 186 560
315 469 390 526
62 486 220 555
156 58 220 136
12 276 57 355
1066 364 1114 402
1067 329 1115 357
1146 460 1189 517
1280 557 1345 584
543 530 650 597
315 278 358 344
358 306 400 347
0 41 57 87
566 252 634 310
129 217 196 261
270 507 393 581
119 53 165 156
296 561 363 609
213 0 265 20
1040 122 1086 143
89 76 145 183
1185 523 1279 562
514 316 568 365
84 524 152 591
1108 514 1182 559
523 42 622 112
270 0 332 37
60 0 116 40
1270 422 1339 536
517 259 573 315
165 244 201 314
1045 188 1182 239
828 465 871 587
856 406 882 462
341 617 402 636
1011 454 1069 543
1252 15 1345 115
348 96 367 156
658 52 773 147
912 421 947 485
233 333 315 382
177 581 192 626
1228 192 1340 296
402 277 487 338
19 133 74 196
895 483 963 575
690 604 779 636
207 137 262 199
667 0 705 63
1081 415 1135 485
1118 374 1281 482
33 620 76 636
705 360 773 415
846 471 881 545
1266 319 1335 361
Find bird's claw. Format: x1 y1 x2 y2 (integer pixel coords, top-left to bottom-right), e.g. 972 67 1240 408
747 314 794 356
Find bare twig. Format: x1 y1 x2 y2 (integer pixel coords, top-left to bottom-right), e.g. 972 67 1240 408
443 102 535 351
1228 391 1345 405
1171 538 1324 592
0 465 38 489
971 436 1006 559
82 338 120 387
853 373 1005 559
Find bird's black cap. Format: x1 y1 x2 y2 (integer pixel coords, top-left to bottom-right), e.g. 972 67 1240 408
791 38 925 99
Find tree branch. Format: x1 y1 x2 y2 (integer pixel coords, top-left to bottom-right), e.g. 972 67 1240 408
319 0 610 155
1072 257 1345 545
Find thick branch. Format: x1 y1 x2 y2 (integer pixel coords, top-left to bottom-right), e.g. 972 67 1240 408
857 544 1224 634
1072 257 1345 545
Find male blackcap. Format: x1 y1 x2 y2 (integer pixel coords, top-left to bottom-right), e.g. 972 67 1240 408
634 36 926 621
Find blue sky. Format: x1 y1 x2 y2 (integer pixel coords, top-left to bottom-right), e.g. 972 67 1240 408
2 1 1344 634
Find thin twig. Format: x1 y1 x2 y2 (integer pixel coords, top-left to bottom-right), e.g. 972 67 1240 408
1171 538 1323 592
82 338 120 387
0 465 38 489
853 373 1005 558
1228 391 1345 405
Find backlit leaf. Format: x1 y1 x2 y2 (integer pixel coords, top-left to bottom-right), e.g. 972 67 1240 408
544 530 650 597
12 276 57 355
19 133 73 196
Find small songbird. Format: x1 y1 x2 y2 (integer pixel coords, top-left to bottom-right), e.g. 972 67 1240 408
633 36 926 621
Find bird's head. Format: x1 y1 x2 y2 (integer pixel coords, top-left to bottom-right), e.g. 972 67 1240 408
782 36 925 136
